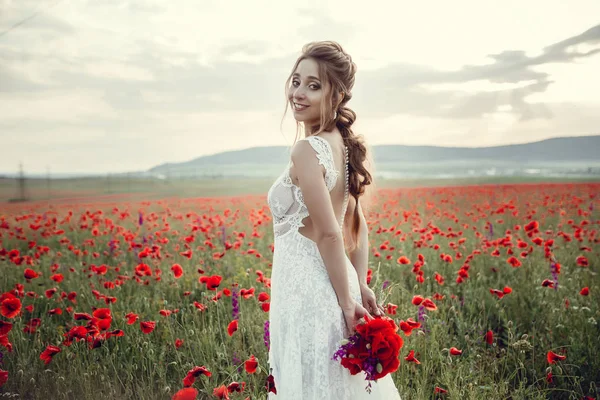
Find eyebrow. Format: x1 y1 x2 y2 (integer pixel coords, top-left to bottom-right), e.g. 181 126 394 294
292 73 320 82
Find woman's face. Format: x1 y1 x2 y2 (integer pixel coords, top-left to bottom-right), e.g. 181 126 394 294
288 58 327 127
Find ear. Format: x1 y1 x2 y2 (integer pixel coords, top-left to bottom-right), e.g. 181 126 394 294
336 92 345 108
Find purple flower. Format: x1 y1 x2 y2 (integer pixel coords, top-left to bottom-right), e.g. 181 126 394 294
264 320 270 351
417 305 426 324
108 239 116 256
487 221 494 240
221 226 226 244
232 286 240 320
138 211 144 226
382 280 390 290
550 261 559 291
232 351 242 373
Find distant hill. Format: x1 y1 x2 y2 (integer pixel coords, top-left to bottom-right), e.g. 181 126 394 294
148 135 600 174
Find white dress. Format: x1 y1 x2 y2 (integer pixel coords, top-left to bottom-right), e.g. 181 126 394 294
267 135 401 400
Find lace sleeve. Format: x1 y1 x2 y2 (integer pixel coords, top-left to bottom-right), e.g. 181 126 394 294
302 135 339 192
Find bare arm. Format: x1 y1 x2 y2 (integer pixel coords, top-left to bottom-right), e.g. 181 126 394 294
291 140 353 309
347 197 369 288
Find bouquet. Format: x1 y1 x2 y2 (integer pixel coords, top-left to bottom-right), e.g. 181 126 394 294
332 314 403 392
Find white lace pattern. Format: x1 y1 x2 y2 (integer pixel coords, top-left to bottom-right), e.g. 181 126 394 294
266 135 402 399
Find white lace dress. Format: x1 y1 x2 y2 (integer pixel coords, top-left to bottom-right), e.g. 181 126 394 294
266 135 401 400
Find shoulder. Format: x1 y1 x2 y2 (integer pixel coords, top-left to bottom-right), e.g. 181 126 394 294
290 135 334 161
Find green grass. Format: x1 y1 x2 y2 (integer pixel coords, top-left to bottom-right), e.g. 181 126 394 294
0 180 598 399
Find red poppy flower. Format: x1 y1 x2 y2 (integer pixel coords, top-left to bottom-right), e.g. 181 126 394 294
485 330 494 345
135 263 152 277
0 321 12 336
175 338 184 349
74 312 92 321
449 347 462 356
576 256 589 267
213 385 229 399
547 350 566 364
140 321 156 334
580 287 589 296
258 292 270 302
0 369 7 387
199 275 222 291
421 298 437 311
40 344 61 365
405 349 420 364
411 295 424 306
172 387 198 400
182 366 211 387
399 319 420 336
227 320 238 336
1 297 21 319
507 256 522 268
385 303 398 315
24 268 39 280
524 220 539 232
171 264 183 279
261 302 270 312
227 381 245 393
240 288 255 299
266 374 277 394
244 354 258 374
397 256 411 265
541 279 554 288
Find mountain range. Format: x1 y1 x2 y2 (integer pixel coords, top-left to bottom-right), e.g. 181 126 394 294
148 135 600 175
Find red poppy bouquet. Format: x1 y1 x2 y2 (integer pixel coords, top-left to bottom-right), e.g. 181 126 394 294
332 314 403 392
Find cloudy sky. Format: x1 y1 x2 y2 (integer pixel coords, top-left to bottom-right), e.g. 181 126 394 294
1 0 599 174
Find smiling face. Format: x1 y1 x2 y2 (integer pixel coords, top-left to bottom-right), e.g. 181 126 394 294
288 57 327 129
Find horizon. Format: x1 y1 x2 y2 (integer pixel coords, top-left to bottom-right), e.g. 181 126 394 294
1 1 599 174
2 134 598 177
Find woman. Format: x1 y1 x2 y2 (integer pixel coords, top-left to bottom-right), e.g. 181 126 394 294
266 41 402 399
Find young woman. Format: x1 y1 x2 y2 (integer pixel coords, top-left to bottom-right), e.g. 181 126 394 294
267 41 402 399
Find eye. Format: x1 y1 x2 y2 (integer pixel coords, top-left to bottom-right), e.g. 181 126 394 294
291 80 320 90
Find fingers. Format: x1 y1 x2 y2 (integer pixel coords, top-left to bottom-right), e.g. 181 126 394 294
368 299 382 316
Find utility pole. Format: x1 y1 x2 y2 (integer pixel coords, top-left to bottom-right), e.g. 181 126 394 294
18 162 27 201
46 165 51 200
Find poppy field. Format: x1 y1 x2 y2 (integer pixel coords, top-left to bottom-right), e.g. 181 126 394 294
0 181 599 399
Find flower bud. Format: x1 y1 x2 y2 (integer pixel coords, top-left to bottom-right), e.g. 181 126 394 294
376 363 383 373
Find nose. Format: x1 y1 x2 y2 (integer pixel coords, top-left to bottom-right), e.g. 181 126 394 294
292 85 306 101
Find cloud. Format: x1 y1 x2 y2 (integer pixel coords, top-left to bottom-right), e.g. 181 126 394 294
1 1 599 173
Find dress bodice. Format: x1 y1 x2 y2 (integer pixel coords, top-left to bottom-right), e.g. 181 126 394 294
267 135 349 240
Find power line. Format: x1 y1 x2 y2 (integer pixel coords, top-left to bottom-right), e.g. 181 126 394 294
0 0 63 39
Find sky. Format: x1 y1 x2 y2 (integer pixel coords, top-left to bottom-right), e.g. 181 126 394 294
1 0 599 174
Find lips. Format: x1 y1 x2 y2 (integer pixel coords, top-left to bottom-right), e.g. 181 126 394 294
293 102 309 111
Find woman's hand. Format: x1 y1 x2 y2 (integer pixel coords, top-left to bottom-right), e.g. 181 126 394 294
359 283 385 317
340 299 371 335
